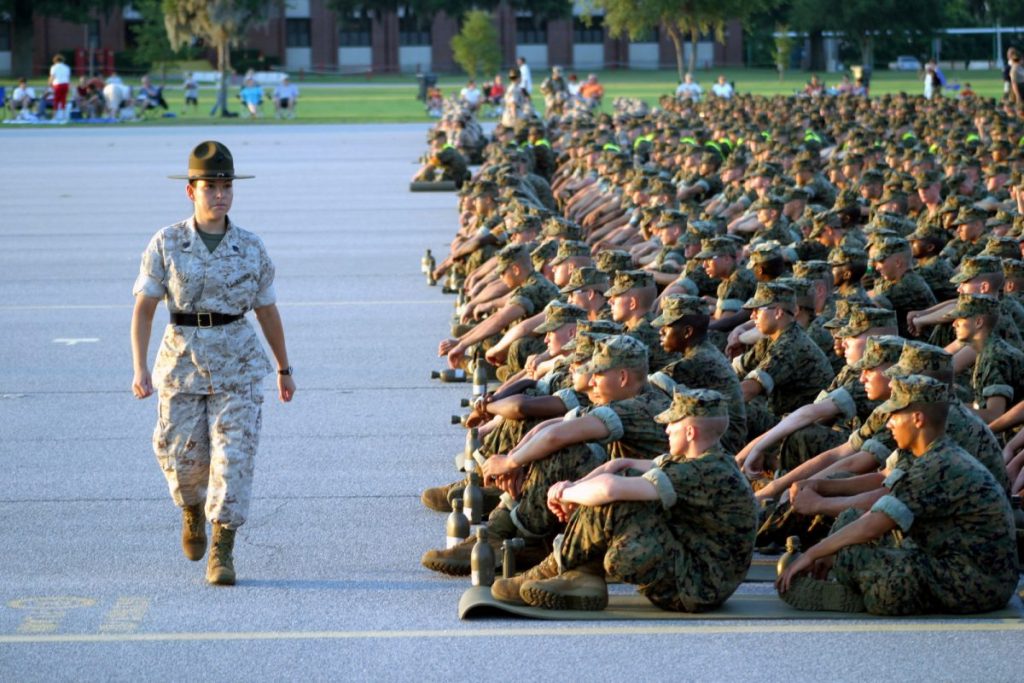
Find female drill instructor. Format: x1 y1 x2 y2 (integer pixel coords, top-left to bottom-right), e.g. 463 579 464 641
130 141 295 586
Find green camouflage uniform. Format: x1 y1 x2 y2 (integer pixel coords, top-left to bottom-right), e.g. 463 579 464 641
872 271 936 337
625 315 681 373
832 436 1018 615
915 256 957 301
558 389 756 612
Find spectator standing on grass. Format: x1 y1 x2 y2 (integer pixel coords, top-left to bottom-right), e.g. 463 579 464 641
711 74 734 99
239 78 263 118
675 73 702 101
567 73 581 99
1008 48 1024 110
272 75 299 119
517 56 532 95
48 54 72 122
183 72 199 112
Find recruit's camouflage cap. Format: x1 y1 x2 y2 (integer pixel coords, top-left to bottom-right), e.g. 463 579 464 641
594 249 634 273
907 221 947 242
870 236 911 261
559 266 610 294
550 240 592 266
914 169 943 189
578 319 625 336
534 301 588 333
981 235 1019 259
564 331 608 363
743 281 796 311
833 188 861 211
986 209 1015 228
651 294 709 327
860 168 886 184
530 239 559 269
828 244 869 267
695 236 739 260
1003 258 1024 280
495 243 530 273
877 374 951 414
779 186 811 203
951 205 988 226
751 194 784 211
604 269 656 297
884 341 952 378
836 306 898 338
948 292 1000 319
986 163 1012 178
655 387 729 423
470 180 498 197
580 334 649 374
775 277 814 307
808 210 844 238
656 209 688 229
541 216 583 240
823 299 855 330
878 187 908 205
792 260 831 281
950 255 1004 284
851 335 905 371
507 213 542 234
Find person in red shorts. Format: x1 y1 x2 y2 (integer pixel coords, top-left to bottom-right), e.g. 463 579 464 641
49 54 72 122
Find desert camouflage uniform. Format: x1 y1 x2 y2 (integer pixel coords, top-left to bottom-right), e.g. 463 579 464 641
733 323 835 435
558 445 756 612
134 217 275 529
653 342 748 454
830 437 1017 615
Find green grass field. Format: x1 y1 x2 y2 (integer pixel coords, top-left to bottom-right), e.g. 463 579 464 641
6 67 1009 126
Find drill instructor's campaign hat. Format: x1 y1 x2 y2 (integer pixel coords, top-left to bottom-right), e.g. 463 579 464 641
169 141 254 181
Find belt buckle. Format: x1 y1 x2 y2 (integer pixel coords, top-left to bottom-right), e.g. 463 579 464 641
197 312 213 328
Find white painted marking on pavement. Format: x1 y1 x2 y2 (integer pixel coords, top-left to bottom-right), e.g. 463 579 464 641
52 338 100 346
7 597 96 635
98 597 150 634
0 620 1022 643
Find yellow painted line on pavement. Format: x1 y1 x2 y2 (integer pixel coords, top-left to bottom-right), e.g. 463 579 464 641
0 300 448 311
1 620 1022 644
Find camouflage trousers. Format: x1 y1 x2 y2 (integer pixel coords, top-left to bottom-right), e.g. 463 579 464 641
558 498 739 612
745 396 779 442
505 442 607 539
501 336 547 378
777 423 848 473
153 385 263 530
482 415 545 456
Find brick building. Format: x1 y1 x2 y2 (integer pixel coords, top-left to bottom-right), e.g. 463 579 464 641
0 1 743 77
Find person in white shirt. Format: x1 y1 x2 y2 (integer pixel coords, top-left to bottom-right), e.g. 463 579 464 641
517 56 532 95
459 79 482 111
48 54 72 121
711 74 734 99
674 73 702 101
10 78 37 116
272 76 299 119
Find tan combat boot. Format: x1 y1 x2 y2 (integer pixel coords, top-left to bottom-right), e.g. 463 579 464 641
491 552 559 605
206 523 236 586
420 480 464 512
422 533 504 576
521 563 608 611
181 504 207 561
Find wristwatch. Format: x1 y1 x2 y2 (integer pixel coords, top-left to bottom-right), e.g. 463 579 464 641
278 366 294 376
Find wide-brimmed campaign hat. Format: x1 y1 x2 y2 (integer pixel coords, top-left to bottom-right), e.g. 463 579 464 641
168 141 254 181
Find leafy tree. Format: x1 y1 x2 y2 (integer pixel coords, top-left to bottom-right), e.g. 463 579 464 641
132 0 189 81
0 0 123 77
162 0 278 116
592 0 770 80
450 9 501 79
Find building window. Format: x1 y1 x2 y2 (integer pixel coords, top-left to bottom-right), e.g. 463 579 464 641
573 17 603 44
286 18 311 48
516 17 547 45
0 22 11 51
338 16 371 47
399 13 430 46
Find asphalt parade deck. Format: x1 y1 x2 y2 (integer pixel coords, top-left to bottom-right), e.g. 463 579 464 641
0 125 1020 681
